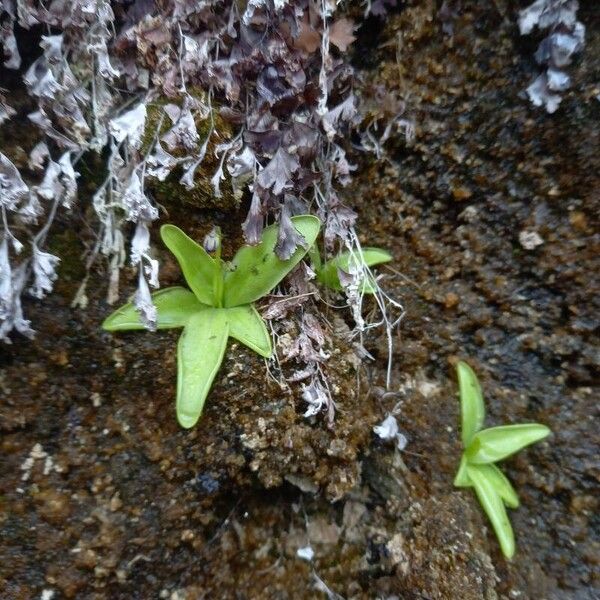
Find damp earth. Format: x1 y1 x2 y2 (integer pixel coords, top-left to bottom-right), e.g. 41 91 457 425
1 2 599 599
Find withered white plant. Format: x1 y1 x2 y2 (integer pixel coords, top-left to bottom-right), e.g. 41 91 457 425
519 0 585 113
0 0 370 353
0 0 410 432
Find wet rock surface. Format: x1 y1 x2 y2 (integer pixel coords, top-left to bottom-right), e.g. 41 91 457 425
1 1 599 599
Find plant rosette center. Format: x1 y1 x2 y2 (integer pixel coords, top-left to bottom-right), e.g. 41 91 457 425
103 215 320 428
453 360 550 559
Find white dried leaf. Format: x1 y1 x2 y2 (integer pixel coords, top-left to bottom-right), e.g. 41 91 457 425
29 244 60 299
57 151 78 207
0 94 16 125
134 268 157 331
227 145 255 179
89 35 120 80
130 220 150 265
40 34 63 63
0 236 12 315
18 191 43 223
301 380 328 417
179 134 211 190
146 140 178 181
36 160 62 201
210 163 225 198
373 415 408 450
28 142 50 171
519 0 579 34
322 96 357 141
121 171 158 222
0 153 29 210
109 104 147 150
546 68 570 91
297 546 314 561
0 261 33 342
1 21 21 69
23 58 63 99
145 258 159 288
526 73 562 113
161 105 199 151
373 415 399 440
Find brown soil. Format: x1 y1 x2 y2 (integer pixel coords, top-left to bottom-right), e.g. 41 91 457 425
1 2 598 599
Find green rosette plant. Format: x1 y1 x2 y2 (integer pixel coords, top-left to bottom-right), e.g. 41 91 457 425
454 360 551 558
310 245 392 293
103 216 321 428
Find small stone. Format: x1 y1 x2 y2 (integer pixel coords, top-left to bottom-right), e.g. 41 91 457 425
451 186 472 201
519 230 544 250
569 211 588 232
444 292 459 309
35 489 71 523
181 529 195 542
74 548 98 570
296 545 314 561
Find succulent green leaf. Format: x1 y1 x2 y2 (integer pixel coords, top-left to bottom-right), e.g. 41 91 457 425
454 454 471 488
458 462 520 509
226 305 272 358
466 423 551 465
161 224 219 306
466 423 550 465
479 464 520 508
223 215 320 308
467 464 516 558
176 309 229 428
102 287 206 331
456 360 485 447
317 247 392 292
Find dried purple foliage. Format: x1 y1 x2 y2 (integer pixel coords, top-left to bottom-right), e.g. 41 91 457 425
0 0 363 341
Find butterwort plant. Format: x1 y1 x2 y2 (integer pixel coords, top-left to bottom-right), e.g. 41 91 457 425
103 216 320 428
453 361 550 559
309 245 392 293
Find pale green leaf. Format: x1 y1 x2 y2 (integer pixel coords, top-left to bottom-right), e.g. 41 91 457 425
161 224 219 306
317 247 392 292
467 423 551 464
176 309 229 428
454 454 471 488
102 287 206 331
223 215 320 308
479 464 520 508
457 461 520 509
226 305 272 358
456 361 485 447
467 464 516 559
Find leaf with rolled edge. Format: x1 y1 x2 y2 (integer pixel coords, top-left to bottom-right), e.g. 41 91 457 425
176 309 229 428
480 464 520 508
467 464 516 558
226 305 272 358
317 247 392 292
466 424 551 465
456 461 520 509
161 224 219 306
223 215 320 308
102 287 206 331
454 454 471 488
457 360 485 447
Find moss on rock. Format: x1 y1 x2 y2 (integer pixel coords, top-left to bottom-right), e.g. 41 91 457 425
142 90 240 212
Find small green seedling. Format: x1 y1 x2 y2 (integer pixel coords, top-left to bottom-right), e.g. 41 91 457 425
103 216 320 428
310 245 392 293
453 360 550 558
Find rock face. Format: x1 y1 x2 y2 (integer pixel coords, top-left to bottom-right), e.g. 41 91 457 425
1 2 599 599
